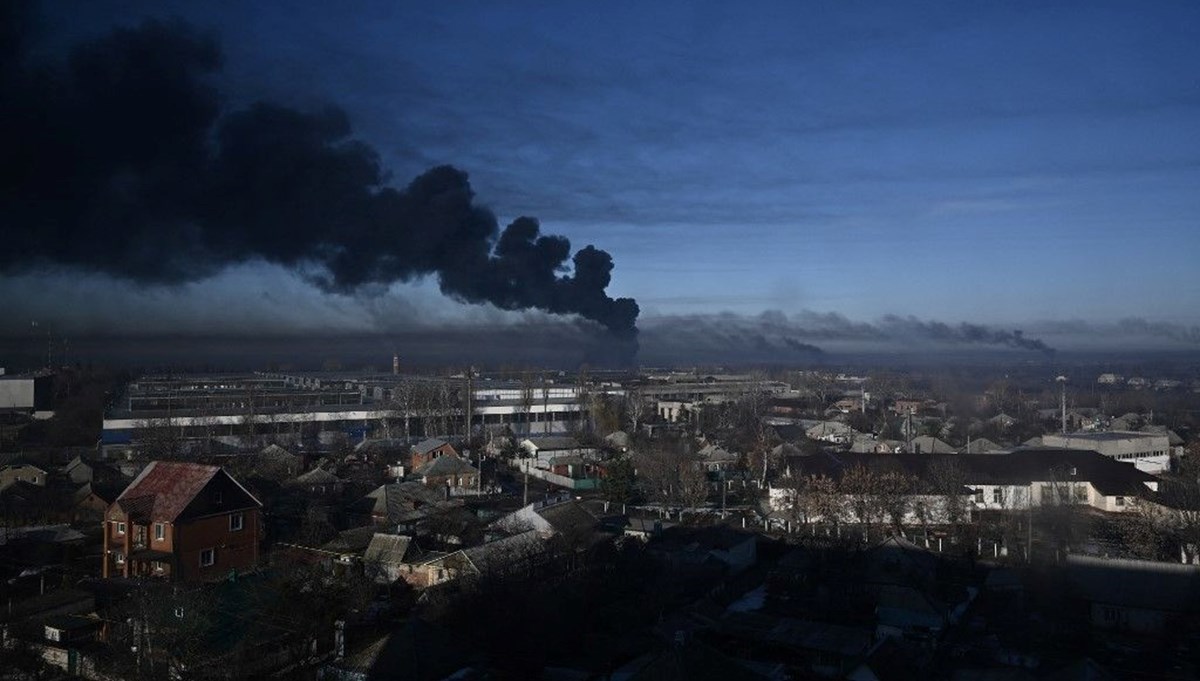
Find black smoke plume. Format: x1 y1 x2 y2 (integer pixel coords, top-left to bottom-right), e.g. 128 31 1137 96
0 14 638 351
876 315 1055 356
639 310 1056 363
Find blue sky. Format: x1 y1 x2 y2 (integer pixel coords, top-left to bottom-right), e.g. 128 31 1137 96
8 0 1200 349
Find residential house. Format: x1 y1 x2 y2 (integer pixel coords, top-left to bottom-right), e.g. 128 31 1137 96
363 533 417 583
0 459 47 490
73 480 126 521
284 467 344 496
891 399 927 415
62 455 123 486
354 481 459 530
248 444 303 482
960 438 1003 454
698 443 740 472
409 438 458 470
519 436 597 469
490 498 602 547
806 421 857 444
103 461 263 582
988 413 1018 429
414 453 478 492
851 437 904 454
907 435 956 454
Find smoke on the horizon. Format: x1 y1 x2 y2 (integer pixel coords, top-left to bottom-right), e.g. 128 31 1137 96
0 13 638 346
638 310 1057 362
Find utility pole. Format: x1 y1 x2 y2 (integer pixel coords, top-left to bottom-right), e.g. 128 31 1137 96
1057 375 1068 434
541 373 550 436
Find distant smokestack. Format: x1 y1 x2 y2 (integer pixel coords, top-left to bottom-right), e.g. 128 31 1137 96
392 354 399 376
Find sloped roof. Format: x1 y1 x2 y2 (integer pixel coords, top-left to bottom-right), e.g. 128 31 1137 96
321 525 380 553
287 467 341 485
415 455 477 478
258 443 296 460
698 443 738 461
909 435 956 454
1066 554 1200 613
114 461 260 522
522 436 582 451
538 500 600 537
364 533 413 566
461 529 545 576
360 482 455 524
961 438 1003 454
412 438 450 455
74 480 126 504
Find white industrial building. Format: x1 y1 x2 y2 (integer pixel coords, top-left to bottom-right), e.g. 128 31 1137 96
0 370 55 418
1040 431 1173 474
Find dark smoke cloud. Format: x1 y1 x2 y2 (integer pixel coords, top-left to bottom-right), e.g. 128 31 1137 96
0 14 638 348
639 310 1056 363
876 315 1055 356
1030 318 1200 346
1114 318 1200 345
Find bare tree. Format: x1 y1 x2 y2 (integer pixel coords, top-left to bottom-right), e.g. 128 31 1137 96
801 474 845 529
519 371 535 438
623 385 645 433
878 469 917 533
135 416 184 460
676 455 710 513
840 464 883 536
926 458 969 531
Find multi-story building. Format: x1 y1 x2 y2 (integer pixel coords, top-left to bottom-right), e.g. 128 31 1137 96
103 462 262 582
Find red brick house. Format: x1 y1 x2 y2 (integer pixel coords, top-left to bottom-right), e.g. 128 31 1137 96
103 462 262 582
409 439 458 470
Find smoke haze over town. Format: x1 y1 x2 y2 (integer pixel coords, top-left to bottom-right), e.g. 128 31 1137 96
3 1 1199 368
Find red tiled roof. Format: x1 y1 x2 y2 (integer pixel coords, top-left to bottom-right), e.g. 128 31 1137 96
115 461 221 522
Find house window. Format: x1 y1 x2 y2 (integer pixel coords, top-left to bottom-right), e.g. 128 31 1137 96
214 491 223 504
155 523 165 541
114 551 125 564
116 522 126 535
31 476 38 484
993 488 1002 505
175 607 184 619
200 548 215 567
974 489 984 504
230 513 244 532
153 561 165 573
1115 496 1125 507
